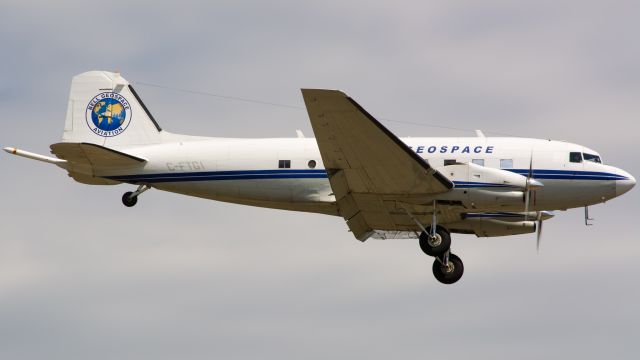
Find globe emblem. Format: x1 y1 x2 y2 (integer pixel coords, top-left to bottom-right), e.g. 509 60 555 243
91 98 128 131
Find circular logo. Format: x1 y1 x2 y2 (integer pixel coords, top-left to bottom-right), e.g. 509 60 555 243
85 92 132 137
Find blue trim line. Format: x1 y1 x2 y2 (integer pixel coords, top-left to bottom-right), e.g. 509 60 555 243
452 181 515 189
103 168 627 184
508 169 627 181
465 212 524 219
105 169 328 183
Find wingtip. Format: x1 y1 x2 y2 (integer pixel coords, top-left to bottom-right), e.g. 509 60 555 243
301 88 348 97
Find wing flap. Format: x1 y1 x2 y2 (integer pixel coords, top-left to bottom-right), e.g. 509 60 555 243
346 212 375 241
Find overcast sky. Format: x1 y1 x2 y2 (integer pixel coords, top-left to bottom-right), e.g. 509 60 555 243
1 1 639 359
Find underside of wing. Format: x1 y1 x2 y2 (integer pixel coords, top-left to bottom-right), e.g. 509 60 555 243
302 89 454 240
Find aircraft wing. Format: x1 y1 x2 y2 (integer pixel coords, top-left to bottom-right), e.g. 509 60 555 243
302 89 454 241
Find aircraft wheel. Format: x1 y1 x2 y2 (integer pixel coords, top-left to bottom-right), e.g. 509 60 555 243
432 253 464 285
419 227 451 256
122 192 138 207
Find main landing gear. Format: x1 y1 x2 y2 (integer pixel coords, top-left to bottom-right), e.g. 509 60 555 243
405 202 464 284
430 248 464 285
418 226 464 284
122 184 151 207
419 227 451 256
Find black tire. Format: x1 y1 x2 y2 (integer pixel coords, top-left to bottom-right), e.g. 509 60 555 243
122 192 138 207
419 227 451 256
432 253 464 285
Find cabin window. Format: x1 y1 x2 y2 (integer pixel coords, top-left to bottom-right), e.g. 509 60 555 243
278 160 291 168
500 159 513 169
569 152 582 163
444 159 456 166
308 160 317 169
472 159 485 166
583 153 602 164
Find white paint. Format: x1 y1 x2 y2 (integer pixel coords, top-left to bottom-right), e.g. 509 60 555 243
6 71 637 241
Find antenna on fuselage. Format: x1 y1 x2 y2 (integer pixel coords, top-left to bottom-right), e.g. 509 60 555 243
585 206 594 226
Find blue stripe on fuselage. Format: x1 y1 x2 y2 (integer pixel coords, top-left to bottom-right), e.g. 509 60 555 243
508 169 627 181
103 168 627 185
464 212 524 218
105 169 328 183
452 181 514 189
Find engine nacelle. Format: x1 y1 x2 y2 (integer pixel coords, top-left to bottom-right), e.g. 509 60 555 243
447 218 536 237
435 162 535 209
467 189 524 208
437 162 528 187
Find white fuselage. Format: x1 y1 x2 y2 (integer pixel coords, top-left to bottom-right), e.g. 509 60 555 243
105 136 634 216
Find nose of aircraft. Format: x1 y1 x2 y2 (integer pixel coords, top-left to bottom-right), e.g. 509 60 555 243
616 169 636 197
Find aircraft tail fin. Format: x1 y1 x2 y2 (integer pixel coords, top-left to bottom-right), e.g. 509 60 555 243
62 71 163 147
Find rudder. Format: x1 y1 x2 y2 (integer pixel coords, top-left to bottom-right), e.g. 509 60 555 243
62 71 163 147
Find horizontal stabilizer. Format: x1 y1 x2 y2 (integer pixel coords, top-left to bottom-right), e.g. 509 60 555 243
50 142 146 168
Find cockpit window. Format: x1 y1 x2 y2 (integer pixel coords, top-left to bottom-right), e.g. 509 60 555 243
583 153 602 164
569 152 582 163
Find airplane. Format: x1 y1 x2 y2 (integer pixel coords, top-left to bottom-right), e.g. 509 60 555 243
4 71 636 284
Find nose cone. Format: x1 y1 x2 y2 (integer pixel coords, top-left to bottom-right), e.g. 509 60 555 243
616 170 636 197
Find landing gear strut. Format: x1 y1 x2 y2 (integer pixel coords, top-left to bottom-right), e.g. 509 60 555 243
403 201 464 284
122 184 150 207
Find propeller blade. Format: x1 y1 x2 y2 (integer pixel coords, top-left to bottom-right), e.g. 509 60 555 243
524 190 530 221
536 215 543 253
524 150 534 221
